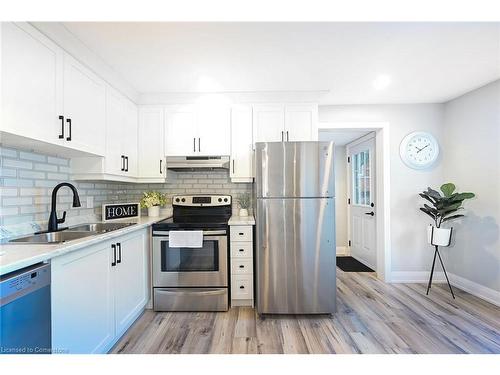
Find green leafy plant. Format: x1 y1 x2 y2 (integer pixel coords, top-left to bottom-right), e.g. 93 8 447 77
419 183 475 228
238 192 251 209
140 191 167 208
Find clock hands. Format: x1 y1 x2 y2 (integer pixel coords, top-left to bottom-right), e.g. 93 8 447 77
416 144 430 153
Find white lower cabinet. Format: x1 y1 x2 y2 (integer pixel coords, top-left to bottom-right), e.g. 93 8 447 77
230 225 254 307
51 229 148 354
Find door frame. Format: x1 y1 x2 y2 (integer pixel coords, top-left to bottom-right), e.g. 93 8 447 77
318 122 391 282
346 132 376 270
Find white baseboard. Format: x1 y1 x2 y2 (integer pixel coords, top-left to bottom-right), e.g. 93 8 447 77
389 271 500 307
336 246 348 255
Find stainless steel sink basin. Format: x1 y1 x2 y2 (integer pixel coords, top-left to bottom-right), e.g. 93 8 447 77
69 222 136 233
9 231 96 244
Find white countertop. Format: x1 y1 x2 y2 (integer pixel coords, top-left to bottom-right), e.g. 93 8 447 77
228 214 255 226
0 215 169 276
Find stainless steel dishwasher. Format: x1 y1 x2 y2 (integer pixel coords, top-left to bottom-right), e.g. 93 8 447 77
0 263 51 354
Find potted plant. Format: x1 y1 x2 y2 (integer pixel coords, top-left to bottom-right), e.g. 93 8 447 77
419 182 475 298
419 183 475 246
140 191 167 217
237 192 251 217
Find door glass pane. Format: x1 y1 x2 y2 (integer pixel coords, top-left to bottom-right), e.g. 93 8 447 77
352 149 371 206
161 240 219 272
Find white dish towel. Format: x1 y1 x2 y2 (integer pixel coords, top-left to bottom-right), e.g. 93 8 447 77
168 230 203 248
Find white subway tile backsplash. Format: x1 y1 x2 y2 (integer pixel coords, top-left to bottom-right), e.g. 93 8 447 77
19 151 46 162
19 170 46 179
47 156 69 166
2 158 33 169
3 197 33 206
34 163 58 172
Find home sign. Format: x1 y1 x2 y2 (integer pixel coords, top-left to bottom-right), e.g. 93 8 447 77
102 202 141 221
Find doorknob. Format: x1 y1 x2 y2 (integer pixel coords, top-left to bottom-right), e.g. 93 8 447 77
365 211 375 216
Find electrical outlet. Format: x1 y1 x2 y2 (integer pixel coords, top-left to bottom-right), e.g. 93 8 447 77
86 196 94 209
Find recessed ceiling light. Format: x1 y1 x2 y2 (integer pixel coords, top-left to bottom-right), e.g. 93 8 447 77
372 74 392 90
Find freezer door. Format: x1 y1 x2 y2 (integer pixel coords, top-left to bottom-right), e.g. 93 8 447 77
255 141 334 198
256 197 336 314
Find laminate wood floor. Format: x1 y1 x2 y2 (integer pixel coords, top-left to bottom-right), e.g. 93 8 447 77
112 270 500 354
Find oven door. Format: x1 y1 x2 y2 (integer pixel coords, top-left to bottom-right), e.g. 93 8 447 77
152 230 228 287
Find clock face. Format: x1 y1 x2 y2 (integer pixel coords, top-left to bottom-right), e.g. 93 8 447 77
400 132 439 169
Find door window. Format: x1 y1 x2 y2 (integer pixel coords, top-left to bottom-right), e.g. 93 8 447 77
161 240 219 272
352 149 371 206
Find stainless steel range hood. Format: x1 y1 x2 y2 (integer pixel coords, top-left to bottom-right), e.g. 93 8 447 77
166 156 230 171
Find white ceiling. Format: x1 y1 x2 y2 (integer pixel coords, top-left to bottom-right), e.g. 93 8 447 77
61 22 500 104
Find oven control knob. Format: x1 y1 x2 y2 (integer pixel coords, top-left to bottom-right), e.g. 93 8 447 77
181 198 186 202
175 198 180 203
223 198 228 202
218 198 222 202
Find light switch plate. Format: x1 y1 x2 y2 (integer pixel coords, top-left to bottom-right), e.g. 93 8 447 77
86 196 94 209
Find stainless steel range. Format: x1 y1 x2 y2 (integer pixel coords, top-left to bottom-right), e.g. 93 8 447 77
152 195 231 312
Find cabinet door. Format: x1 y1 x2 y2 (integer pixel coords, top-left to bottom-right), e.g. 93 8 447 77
114 231 148 336
63 54 106 155
105 88 126 175
1 23 63 144
122 99 138 177
138 106 165 178
51 242 114 354
197 104 231 155
284 104 318 142
164 104 198 156
252 104 285 145
230 105 253 182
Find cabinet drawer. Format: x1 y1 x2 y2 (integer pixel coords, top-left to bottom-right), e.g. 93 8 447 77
230 226 253 242
231 275 253 300
230 242 253 258
231 258 253 275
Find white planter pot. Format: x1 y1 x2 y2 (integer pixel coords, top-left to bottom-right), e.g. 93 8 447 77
239 208 249 217
427 225 452 247
147 206 160 217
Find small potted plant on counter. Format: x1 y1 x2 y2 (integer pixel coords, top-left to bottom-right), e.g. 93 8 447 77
237 192 251 217
419 182 475 298
140 191 167 217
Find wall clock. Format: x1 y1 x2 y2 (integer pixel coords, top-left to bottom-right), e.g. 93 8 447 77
400 131 439 169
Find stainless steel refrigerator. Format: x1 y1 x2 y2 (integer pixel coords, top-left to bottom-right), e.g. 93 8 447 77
255 141 336 314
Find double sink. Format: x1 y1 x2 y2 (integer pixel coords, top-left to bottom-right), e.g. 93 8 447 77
9 222 137 244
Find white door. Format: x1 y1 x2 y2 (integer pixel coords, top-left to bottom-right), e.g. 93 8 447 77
138 106 165 178
164 104 198 156
197 104 231 155
230 104 254 182
252 104 285 145
51 242 115 354
284 104 318 141
114 231 148 336
347 136 376 270
1 23 63 145
63 54 106 155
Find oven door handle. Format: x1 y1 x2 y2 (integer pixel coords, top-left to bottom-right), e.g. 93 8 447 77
155 288 227 297
153 230 227 236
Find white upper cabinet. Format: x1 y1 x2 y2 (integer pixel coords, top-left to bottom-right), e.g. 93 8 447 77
138 106 165 180
1 22 63 145
62 54 106 155
164 104 198 156
230 105 254 182
284 104 318 141
252 104 285 144
164 104 231 156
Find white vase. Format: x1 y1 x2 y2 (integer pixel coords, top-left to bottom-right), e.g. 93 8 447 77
239 208 249 217
427 225 452 247
148 206 160 217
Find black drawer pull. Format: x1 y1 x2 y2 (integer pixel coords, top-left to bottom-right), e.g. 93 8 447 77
58 115 64 139
239 232 244 235
239 285 245 289
239 265 244 268
66 118 72 141
239 249 244 252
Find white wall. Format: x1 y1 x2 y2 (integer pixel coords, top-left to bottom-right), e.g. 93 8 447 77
319 104 445 274
442 80 500 293
333 146 348 253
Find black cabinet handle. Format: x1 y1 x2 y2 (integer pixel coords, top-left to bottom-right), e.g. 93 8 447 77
365 211 375 216
239 265 244 268
286 131 289 142
193 138 196 152
116 243 121 264
66 118 72 141
239 249 244 252
232 160 235 174
121 155 125 171
111 244 116 266
239 232 244 235
239 285 245 289
198 138 201 152
58 115 64 139
160 159 163 174
281 131 284 142
125 156 129 172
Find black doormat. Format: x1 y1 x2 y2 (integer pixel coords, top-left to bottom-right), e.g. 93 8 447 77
336 256 375 272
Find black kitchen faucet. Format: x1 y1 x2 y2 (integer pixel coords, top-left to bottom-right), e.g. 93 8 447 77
47 182 81 232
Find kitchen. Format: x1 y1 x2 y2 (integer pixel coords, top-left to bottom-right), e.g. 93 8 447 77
1 4 500 372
